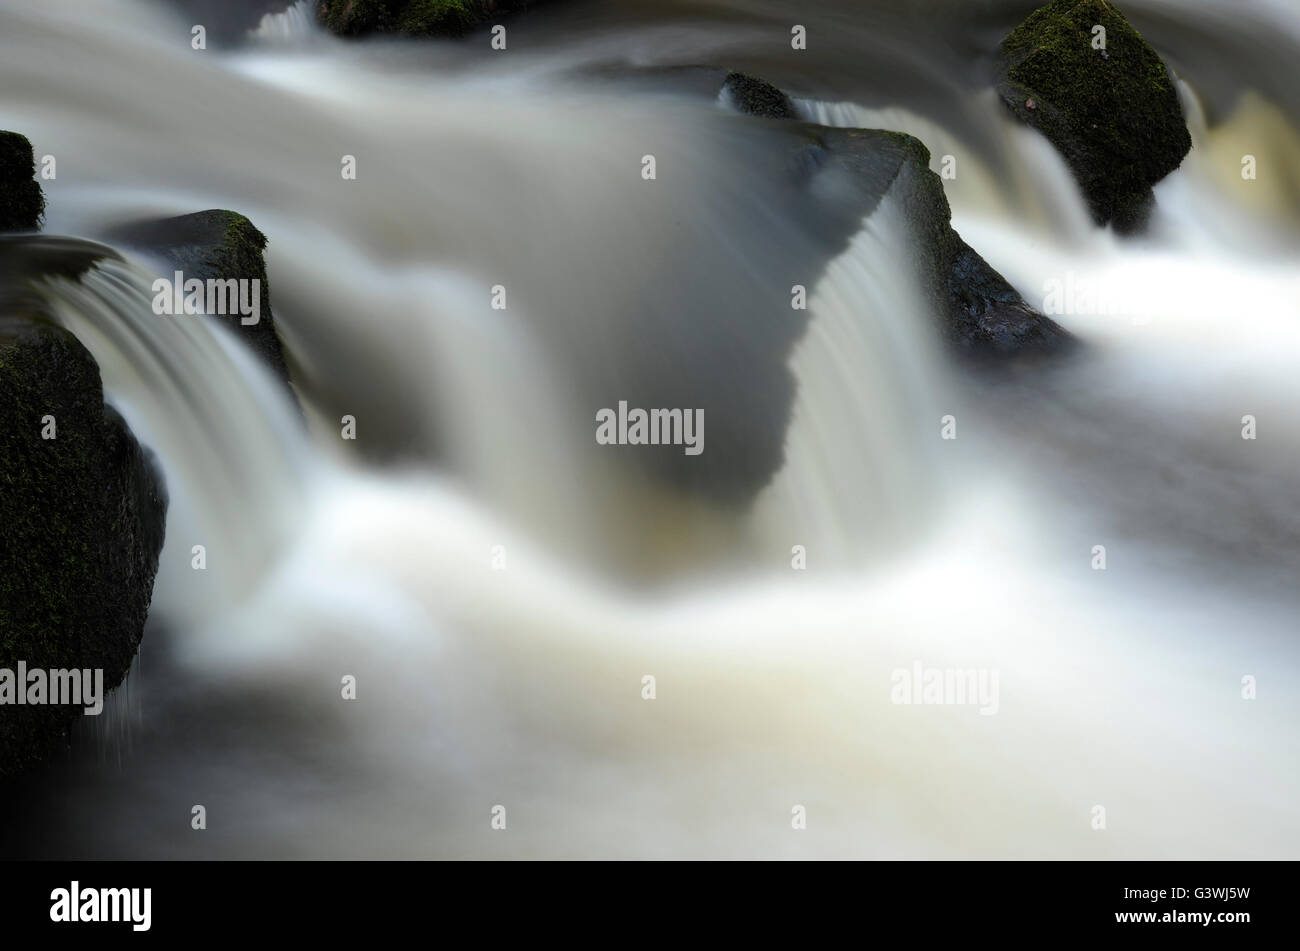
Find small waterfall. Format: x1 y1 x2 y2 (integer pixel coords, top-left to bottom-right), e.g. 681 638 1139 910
791 94 1100 243
30 248 309 608
752 193 949 566
248 1 320 47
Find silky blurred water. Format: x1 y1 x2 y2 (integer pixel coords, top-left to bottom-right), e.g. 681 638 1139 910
1 0 1298 858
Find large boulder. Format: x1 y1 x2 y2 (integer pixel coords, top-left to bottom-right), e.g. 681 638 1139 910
838 129 1070 357
2 160 167 775
0 316 167 777
724 74 1071 359
0 131 45 233
106 210 293 385
318 0 536 38
540 67 1072 505
995 0 1192 232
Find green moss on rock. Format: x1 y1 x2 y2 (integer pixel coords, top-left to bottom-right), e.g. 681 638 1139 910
995 0 1191 231
400 0 481 35
318 0 392 34
0 322 166 776
318 0 535 37
105 210 292 385
0 131 46 233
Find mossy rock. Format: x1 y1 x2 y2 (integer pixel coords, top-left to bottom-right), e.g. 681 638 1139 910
318 0 535 38
995 0 1191 231
106 210 292 386
722 72 797 120
0 131 45 233
0 322 167 777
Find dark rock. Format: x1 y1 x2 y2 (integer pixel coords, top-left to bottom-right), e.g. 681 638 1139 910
318 0 537 38
824 129 1073 359
722 72 798 120
995 0 1192 232
724 77 1071 360
0 131 45 233
0 322 167 777
572 68 1073 507
105 210 292 385
572 70 1074 508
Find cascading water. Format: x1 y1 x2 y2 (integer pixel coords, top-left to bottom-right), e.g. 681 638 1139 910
250 0 317 45
750 195 950 565
35 253 308 595
2 0 1299 858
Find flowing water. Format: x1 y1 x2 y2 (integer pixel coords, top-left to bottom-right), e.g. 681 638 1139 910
1 0 1298 858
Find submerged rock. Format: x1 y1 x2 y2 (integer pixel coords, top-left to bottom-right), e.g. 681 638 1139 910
318 0 536 38
724 76 1070 359
106 210 292 385
0 317 167 777
0 131 45 233
995 0 1191 232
